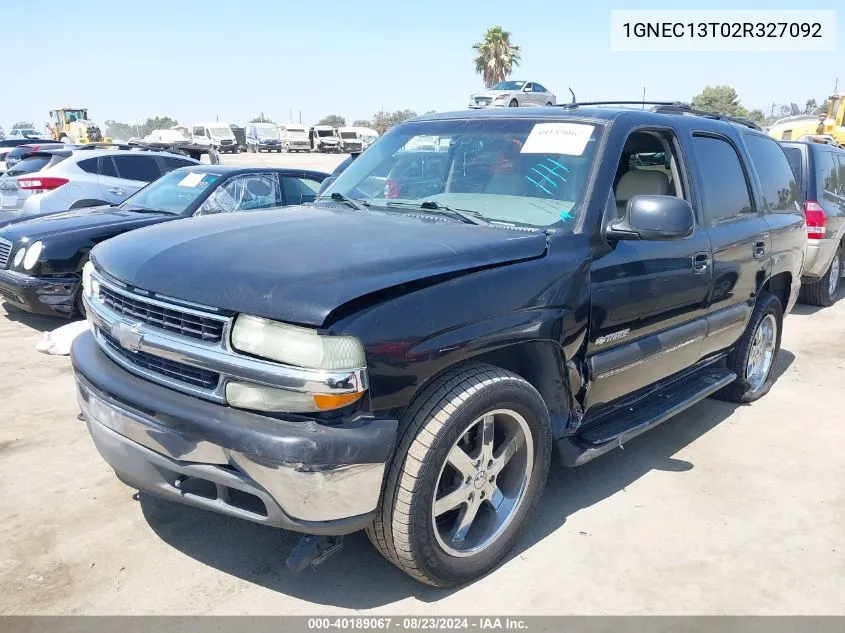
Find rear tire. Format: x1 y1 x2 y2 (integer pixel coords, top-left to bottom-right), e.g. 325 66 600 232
712 292 783 403
799 250 841 307
366 363 552 587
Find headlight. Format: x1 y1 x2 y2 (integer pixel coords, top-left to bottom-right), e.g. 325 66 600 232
231 314 365 370
12 246 26 268
22 240 43 270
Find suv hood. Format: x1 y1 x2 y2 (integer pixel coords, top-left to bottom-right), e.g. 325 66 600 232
91 206 549 327
0 206 173 242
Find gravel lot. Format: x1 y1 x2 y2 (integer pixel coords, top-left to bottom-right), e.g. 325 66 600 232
0 153 843 614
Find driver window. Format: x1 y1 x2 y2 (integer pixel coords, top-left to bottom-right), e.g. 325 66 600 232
611 131 685 220
196 174 279 215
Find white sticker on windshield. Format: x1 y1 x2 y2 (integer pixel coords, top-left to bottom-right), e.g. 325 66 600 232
178 172 205 188
520 123 595 156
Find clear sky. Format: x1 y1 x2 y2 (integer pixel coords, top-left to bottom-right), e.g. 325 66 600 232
2 0 841 129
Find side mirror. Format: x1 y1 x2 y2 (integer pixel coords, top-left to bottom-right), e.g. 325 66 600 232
606 195 694 241
523 86 531 92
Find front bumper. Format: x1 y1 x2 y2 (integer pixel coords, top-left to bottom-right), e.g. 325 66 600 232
802 238 840 280
0 269 79 316
71 331 397 534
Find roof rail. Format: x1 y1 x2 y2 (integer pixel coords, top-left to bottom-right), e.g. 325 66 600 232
557 100 763 131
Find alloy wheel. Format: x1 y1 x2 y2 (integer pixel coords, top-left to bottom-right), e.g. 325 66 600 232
431 409 533 557
745 314 778 393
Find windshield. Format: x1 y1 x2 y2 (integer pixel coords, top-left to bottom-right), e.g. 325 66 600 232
256 124 280 139
317 129 335 137
340 132 357 139
120 169 220 214
209 127 233 138
64 110 87 122
490 81 525 91
323 118 603 229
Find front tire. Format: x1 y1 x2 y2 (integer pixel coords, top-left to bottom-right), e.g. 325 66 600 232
712 292 783 403
509 99 519 107
367 363 552 587
799 249 841 307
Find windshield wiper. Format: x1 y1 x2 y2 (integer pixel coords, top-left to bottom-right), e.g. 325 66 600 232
316 192 369 210
384 200 488 226
120 205 168 214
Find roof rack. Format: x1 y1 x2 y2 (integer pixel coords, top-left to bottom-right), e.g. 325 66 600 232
556 100 763 132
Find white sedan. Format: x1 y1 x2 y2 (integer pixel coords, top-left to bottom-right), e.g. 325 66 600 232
468 80 557 109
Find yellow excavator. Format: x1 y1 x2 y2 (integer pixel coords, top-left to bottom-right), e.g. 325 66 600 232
47 107 111 144
768 94 845 145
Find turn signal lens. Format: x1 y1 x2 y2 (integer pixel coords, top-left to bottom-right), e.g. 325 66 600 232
312 392 364 411
225 381 364 413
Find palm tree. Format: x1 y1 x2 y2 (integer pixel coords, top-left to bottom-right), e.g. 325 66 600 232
473 26 521 88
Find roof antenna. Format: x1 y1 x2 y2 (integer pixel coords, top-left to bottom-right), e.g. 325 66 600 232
569 87 576 104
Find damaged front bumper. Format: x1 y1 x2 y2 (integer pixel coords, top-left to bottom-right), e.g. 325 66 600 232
0 269 79 316
72 331 397 534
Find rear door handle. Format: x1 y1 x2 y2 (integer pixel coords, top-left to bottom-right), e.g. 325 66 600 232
692 251 711 273
753 241 767 259
107 188 125 196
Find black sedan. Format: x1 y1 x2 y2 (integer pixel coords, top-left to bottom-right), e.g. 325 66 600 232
0 165 328 317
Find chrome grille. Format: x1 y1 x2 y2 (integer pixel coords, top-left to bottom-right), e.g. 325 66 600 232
0 238 11 269
98 284 226 342
99 328 220 390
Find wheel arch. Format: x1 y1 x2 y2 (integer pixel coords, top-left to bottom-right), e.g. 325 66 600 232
761 270 792 311
395 340 574 439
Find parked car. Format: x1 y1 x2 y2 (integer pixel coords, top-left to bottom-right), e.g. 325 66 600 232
309 125 341 152
316 151 361 196
191 122 238 153
7 127 43 139
781 140 845 305
246 122 282 152
72 104 804 587
279 124 311 152
336 127 364 153
2 142 66 171
0 165 328 317
468 80 557 109
0 147 199 216
0 137 54 175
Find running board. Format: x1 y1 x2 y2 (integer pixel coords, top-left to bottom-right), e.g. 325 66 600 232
556 367 736 467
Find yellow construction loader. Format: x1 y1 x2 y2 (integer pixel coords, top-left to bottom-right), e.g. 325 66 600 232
47 107 111 144
768 94 845 144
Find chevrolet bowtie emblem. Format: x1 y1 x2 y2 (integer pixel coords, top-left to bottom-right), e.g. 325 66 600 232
112 322 143 351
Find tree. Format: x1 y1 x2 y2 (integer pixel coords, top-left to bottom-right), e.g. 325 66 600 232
691 86 746 117
250 112 274 124
778 104 792 118
473 26 521 88
352 119 372 127
317 114 346 128
747 109 765 126
371 109 418 134
143 116 178 133
12 121 35 130
805 99 818 115
424 110 437 115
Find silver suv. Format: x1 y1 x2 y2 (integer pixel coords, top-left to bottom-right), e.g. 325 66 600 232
0 147 199 216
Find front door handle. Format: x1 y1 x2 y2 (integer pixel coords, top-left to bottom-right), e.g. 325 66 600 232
692 251 711 273
107 188 125 196
753 241 767 259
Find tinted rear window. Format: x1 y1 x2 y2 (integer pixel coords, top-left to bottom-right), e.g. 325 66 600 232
6 156 52 176
113 155 162 182
743 134 799 213
782 147 803 184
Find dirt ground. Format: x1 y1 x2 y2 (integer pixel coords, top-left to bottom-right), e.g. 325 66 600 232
0 153 843 614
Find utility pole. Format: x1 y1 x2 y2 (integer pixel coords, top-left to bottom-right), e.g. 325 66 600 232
642 86 646 109
299 110 302 124
771 102 776 117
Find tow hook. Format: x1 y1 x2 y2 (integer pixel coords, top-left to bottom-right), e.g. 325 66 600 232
286 534 344 573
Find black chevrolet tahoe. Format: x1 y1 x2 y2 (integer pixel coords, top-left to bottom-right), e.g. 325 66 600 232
71 104 806 587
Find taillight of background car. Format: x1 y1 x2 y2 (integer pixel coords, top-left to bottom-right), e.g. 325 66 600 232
804 201 826 239
16 176 69 193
